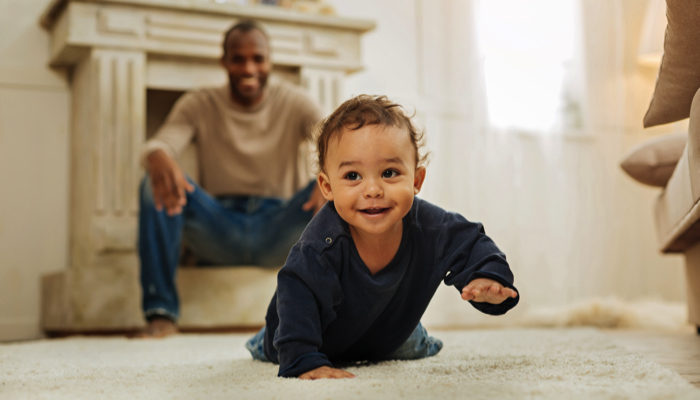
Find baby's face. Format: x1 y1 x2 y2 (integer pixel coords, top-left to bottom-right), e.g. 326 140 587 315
317 124 426 239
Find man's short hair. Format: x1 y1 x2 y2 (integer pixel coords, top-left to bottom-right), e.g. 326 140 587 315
222 20 269 56
315 95 429 173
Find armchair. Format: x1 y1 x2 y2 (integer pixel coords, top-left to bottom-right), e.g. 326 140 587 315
623 0 700 332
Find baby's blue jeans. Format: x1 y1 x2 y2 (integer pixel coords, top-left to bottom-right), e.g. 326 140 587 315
138 175 316 322
245 322 443 363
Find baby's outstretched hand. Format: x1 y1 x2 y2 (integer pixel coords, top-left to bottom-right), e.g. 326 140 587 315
461 278 518 304
299 366 356 380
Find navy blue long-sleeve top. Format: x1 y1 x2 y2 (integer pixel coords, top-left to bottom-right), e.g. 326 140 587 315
263 197 519 377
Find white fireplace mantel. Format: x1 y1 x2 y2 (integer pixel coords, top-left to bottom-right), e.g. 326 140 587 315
41 0 374 69
40 0 375 332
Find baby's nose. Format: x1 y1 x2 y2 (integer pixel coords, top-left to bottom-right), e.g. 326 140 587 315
363 181 384 198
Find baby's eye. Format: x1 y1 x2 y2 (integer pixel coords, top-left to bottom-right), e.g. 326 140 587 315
382 169 399 179
345 172 361 181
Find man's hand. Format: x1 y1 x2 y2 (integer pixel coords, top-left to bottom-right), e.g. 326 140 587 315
302 184 326 215
461 278 518 304
146 149 195 216
298 366 356 380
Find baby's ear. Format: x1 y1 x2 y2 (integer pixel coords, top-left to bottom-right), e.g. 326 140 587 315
317 172 334 201
413 167 426 194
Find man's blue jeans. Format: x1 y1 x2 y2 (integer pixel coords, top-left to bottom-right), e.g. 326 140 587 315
138 175 316 322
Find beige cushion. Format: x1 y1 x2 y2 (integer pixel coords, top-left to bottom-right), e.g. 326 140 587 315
643 0 700 128
620 132 686 187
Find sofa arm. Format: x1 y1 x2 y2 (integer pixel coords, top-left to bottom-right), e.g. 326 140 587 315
686 87 700 202
655 87 700 252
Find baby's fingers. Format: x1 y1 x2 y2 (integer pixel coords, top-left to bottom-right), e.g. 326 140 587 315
462 283 487 300
501 287 518 298
335 370 356 379
299 366 355 380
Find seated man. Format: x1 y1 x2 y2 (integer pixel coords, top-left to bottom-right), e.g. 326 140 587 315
137 20 325 337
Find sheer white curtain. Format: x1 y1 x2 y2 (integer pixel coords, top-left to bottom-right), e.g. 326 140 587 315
476 0 583 133
421 0 685 327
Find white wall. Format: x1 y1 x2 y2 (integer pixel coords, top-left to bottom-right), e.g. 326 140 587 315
0 0 71 341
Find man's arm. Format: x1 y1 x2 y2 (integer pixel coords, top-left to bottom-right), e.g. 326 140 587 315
142 92 201 215
294 86 326 215
146 149 194 216
302 183 326 215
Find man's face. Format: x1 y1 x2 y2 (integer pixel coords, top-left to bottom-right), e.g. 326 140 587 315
317 125 426 239
221 29 271 106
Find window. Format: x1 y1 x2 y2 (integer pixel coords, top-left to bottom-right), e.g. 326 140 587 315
475 0 582 133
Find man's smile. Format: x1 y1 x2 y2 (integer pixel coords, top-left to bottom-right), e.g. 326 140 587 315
238 76 259 86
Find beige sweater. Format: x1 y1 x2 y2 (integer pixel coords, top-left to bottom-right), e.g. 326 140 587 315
142 80 322 198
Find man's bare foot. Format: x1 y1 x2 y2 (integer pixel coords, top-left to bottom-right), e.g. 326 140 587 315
133 317 179 338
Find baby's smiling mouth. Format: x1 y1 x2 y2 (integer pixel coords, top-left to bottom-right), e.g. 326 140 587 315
360 207 389 215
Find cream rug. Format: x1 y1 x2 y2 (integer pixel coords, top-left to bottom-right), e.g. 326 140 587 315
1 328 698 400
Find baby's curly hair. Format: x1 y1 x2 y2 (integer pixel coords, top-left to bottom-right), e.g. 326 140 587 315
315 95 429 173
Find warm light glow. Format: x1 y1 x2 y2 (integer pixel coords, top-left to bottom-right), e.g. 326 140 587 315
638 0 666 67
475 0 577 132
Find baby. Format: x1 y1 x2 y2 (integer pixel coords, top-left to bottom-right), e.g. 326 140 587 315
246 95 519 379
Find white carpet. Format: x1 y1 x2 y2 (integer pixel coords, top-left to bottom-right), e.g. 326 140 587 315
1 328 698 400
521 298 692 331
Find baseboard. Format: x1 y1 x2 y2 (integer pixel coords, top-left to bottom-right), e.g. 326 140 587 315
42 266 278 331
0 319 42 342
45 325 263 338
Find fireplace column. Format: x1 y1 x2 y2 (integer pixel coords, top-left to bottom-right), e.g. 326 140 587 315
43 48 147 330
72 48 145 264
301 67 345 116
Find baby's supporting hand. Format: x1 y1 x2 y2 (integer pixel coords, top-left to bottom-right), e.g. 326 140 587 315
461 278 518 304
298 366 356 380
